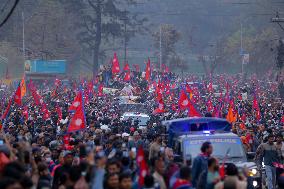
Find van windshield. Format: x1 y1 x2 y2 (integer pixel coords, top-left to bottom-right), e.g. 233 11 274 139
183 138 245 160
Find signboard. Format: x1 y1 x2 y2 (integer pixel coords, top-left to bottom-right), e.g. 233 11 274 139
25 60 66 74
242 54 249 65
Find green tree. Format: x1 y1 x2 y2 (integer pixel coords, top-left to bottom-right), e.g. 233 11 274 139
62 0 148 76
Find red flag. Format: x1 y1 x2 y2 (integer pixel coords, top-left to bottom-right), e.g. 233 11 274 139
41 102 50 120
123 63 130 72
207 99 214 112
69 91 83 112
14 85 22 105
1 99 12 120
31 90 41 105
98 84 104 97
112 53 120 75
208 82 213 93
188 100 202 117
153 97 165 114
137 147 148 187
281 115 284 123
51 86 58 97
253 95 259 110
124 71 131 81
178 90 190 110
88 81 94 96
67 102 86 133
219 163 225 179
54 78 61 87
145 58 151 81
155 84 163 100
252 95 261 121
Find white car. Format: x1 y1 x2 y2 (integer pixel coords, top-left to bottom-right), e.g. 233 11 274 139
120 112 150 126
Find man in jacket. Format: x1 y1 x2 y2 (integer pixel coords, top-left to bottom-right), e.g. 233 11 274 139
191 141 213 188
255 134 281 189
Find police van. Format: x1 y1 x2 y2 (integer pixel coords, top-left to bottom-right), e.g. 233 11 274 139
162 117 262 189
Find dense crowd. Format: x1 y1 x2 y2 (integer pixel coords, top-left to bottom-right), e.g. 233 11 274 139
0 64 283 189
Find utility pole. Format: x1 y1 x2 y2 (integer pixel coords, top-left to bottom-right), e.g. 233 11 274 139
123 9 128 64
22 11 25 62
159 25 162 71
240 21 243 75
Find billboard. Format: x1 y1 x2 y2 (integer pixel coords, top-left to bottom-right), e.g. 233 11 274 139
25 60 66 74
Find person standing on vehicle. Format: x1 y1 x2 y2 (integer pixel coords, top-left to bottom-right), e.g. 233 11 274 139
191 141 213 189
255 134 281 189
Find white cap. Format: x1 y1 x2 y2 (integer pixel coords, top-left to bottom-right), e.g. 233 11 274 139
100 125 109 130
122 133 130 138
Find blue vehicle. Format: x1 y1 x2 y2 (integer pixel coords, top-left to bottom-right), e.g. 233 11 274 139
162 117 261 189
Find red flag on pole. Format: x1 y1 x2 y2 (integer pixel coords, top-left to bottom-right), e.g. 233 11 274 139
207 99 214 112
123 63 130 72
145 58 151 81
178 90 189 110
187 100 202 117
252 95 261 121
14 85 22 105
1 99 12 120
69 91 83 112
98 84 104 97
153 97 165 114
112 53 120 75
123 71 131 81
137 147 149 187
67 101 86 133
41 102 50 120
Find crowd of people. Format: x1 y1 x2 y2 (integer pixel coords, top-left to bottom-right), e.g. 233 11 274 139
0 64 283 189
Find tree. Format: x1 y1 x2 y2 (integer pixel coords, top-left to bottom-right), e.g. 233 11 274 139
215 27 279 75
276 39 284 70
153 24 181 70
62 0 148 76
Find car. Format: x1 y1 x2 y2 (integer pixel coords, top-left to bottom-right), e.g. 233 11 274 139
120 112 150 126
162 117 262 189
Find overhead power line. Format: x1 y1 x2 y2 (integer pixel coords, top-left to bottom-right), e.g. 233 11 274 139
0 0 20 29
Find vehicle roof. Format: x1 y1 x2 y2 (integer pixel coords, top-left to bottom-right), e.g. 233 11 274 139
162 117 231 136
179 132 239 139
162 117 229 125
122 112 150 118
